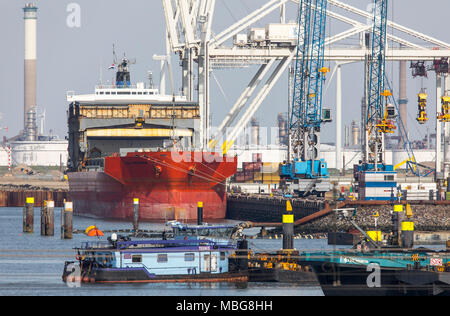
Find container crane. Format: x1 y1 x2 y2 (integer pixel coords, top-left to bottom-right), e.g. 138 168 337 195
280 0 331 198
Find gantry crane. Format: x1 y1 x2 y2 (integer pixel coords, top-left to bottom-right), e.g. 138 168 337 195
280 0 331 197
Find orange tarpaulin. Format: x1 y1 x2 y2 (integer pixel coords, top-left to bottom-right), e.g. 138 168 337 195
85 226 104 237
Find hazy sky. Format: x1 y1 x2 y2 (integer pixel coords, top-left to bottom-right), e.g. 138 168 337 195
1 0 449 145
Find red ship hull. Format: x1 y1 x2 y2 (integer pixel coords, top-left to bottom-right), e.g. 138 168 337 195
68 151 237 220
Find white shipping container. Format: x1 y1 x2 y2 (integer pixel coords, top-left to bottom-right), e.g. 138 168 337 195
233 33 248 46
265 23 298 44
360 172 397 183
360 187 395 199
398 183 436 191
248 28 266 42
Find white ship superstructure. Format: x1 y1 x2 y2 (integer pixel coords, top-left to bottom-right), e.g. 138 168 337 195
67 84 187 104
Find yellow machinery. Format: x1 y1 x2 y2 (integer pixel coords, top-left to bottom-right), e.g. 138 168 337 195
376 90 396 134
416 91 428 124
135 116 145 128
393 157 417 173
438 95 450 122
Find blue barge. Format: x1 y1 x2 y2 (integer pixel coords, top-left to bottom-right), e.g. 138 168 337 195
62 222 248 284
300 248 450 296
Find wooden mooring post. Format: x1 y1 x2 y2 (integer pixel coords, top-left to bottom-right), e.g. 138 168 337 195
23 197 34 233
133 198 139 232
197 201 203 225
40 200 55 236
282 200 294 250
61 201 73 239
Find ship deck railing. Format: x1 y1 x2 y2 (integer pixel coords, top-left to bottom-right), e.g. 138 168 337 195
77 239 236 252
116 239 236 250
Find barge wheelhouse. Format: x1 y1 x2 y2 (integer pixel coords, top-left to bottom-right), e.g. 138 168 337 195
63 223 248 284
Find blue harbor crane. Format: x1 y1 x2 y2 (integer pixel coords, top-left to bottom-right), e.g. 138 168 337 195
280 0 331 197
355 0 399 201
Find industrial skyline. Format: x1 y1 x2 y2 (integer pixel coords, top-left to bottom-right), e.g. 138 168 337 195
0 0 449 145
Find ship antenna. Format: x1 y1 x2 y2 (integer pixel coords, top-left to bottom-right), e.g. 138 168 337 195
170 99 177 148
112 44 118 65
148 71 154 89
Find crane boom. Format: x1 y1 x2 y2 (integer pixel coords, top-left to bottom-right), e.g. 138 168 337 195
356 0 399 201
281 0 331 198
365 0 390 168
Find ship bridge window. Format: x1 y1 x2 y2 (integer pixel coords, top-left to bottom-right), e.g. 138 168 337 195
117 91 131 95
132 255 142 263
185 253 195 262
157 254 168 263
138 92 143 95
105 92 111 95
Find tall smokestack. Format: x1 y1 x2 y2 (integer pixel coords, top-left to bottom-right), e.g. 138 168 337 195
23 3 38 132
250 117 260 146
398 47 408 148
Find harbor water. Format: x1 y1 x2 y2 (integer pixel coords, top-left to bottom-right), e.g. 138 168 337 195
0 207 331 296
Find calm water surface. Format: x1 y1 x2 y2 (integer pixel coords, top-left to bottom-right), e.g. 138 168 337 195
0 207 338 296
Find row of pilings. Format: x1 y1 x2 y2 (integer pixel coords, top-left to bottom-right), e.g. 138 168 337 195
0 190 70 207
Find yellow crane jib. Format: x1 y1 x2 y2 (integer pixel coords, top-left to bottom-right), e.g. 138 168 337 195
393 157 417 173
222 140 234 156
208 139 219 149
416 92 428 124
438 95 450 122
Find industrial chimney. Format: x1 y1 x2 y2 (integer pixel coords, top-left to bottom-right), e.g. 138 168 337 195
398 45 408 148
250 117 260 146
23 3 38 134
277 113 288 146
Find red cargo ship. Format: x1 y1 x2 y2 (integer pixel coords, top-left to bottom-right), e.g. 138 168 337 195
68 151 237 220
67 54 238 220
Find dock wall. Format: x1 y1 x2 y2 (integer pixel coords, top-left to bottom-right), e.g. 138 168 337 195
227 194 449 234
0 189 69 207
227 193 325 222
295 202 449 233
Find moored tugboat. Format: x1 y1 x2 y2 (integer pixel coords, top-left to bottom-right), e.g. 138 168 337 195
62 222 248 284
